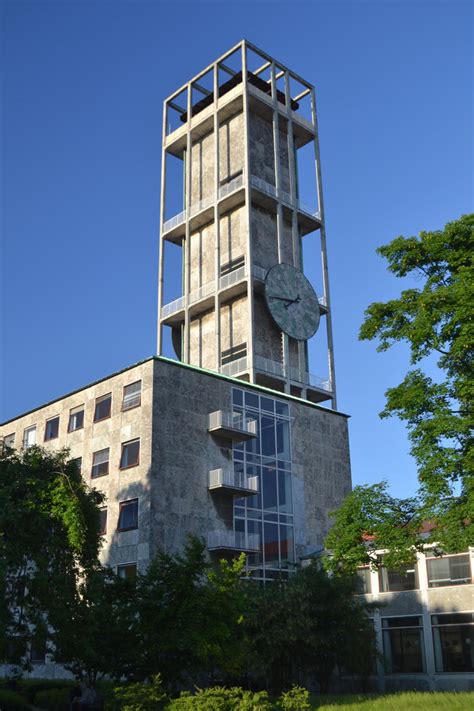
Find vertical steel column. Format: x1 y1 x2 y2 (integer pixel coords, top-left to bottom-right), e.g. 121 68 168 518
271 62 290 393
213 62 221 373
242 41 255 383
156 99 168 355
311 88 337 409
183 84 192 364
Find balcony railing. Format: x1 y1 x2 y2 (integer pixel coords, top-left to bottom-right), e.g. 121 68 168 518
219 264 247 291
189 194 213 218
291 111 315 132
250 174 277 199
219 172 244 200
209 468 259 494
297 199 320 220
161 295 185 319
189 281 214 304
255 355 285 379
255 356 331 392
208 410 257 440
163 209 186 234
220 356 248 377
207 530 260 552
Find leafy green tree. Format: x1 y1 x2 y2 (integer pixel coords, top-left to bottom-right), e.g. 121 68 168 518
0 446 104 668
246 565 376 694
327 215 473 569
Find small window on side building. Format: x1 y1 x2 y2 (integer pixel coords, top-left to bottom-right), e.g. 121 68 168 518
99 507 107 536
68 405 84 432
94 393 112 422
426 553 472 588
382 616 425 674
122 381 141 411
119 439 140 469
3 433 15 450
117 563 137 580
118 499 138 531
71 457 82 474
23 426 37 448
44 416 60 441
356 567 372 594
91 448 109 479
378 561 418 592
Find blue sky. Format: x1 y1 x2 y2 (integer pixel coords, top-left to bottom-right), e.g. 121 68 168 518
1 0 472 498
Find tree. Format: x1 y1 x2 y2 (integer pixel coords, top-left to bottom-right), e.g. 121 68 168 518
0 446 104 668
246 565 377 694
327 214 473 569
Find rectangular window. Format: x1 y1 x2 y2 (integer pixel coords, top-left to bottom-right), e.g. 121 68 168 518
382 617 425 673
356 567 372 594
122 381 141 411
71 457 82 474
119 439 140 470
23 425 36 448
378 562 418 592
44 416 60 441
91 448 109 479
68 405 84 432
426 554 472 588
117 562 137 580
118 499 138 531
3 433 15 449
221 343 247 366
432 613 474 672
94 393 112 422
99 507 107 536
30 638 47 664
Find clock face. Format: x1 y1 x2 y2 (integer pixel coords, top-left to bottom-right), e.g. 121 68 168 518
264 263 320 341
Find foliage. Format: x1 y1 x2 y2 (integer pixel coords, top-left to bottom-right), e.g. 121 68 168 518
245 565 377 695
0 688 29 709
278 685 312 710
133 538 248 688
34 687 70 711
112 674 168 710
327 215 474 570
310 691 474 710
167 686 271 710
0 446 104 668
52 565 139 684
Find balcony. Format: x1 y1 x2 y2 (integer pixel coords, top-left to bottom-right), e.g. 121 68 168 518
207 530 260 553
254 356 332 397
220 356 248 378
208 410 257 441
255 355 285 379
209 468 259 496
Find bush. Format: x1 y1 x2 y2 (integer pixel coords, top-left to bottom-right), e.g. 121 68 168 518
34 687 71 711
167 686 272 710
17 679 74 703
112 674 168 710
278 686 311 710
0 689 29 710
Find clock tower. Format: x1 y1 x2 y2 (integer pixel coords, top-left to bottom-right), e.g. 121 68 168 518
157 40 337 409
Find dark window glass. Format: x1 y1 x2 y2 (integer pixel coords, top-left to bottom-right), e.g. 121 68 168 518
94 394 112 422
30 638 47 663
262 465 278 511
261 397 274 413
432 619 474 672
427 554 471 588
275 400 289 417
232 388 243 406
117 563 137 581
44 416 59 441
278 469 292 513
356 567 372 594
99 508 107 536
276 420 290 460
118 499 138 531
91 448 109 479
71 457 82 474
264 522 279 565
120 439 140 469
382 617 424 673
379 563 418 592
244 392 259 409
68 406 84 432
279 524 294 566
261 416 275 457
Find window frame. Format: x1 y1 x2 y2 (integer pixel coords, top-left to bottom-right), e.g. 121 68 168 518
381 615 426 674
117 499 139 532
122 381 142 411
44 416 60 442
23 425 37 448
119 438 140 470
99 507 107 536
68 405 85 432
93 393 112 423
426 553 472 589
431 613 474 673
91 448 110 479
378 560 419 593
117 562 138 581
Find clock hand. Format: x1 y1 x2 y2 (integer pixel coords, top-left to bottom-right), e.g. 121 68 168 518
284 295 301 309
268 295 295 303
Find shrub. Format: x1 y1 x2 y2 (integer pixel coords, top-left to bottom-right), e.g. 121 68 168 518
17 679 74 703
0 689 29 710
278 686 311 710
167 686 272 710
34 687 71 711
112 674 168 710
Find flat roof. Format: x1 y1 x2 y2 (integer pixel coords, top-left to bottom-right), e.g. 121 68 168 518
0 355 349 427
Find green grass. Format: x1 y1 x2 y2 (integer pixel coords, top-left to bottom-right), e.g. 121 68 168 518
311 691 474 710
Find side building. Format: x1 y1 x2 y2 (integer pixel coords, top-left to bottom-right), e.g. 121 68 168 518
0 355 352 672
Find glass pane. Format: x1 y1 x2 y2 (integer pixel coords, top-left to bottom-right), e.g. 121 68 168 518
263 522 279 565
279 524 294 565
278 469 293 513
261 416 275 457
244 392 259 409
232 388 243 406
262 466 278 511
275 401 289 417
120 440 140 468
383 628 424 673
433 625 474 672
261 397 274 413
276 420 290 460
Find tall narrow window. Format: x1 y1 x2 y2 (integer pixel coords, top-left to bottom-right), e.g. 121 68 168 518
68 405 84 432
94 393 112 422
44 416 60 441
120 439 140 470
118 499 138 531
99 507 107 536
122 381 141 411
91 448 109 479
23 426 36 448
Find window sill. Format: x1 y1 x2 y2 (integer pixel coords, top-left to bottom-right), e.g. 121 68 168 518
91 471 109 480
117 526 138 533
68 426 84 433
121 402 141 412
119 462 140 471
44 436 59 442
93 416 111 424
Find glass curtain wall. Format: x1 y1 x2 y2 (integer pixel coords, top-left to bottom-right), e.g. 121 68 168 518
232 388 294 582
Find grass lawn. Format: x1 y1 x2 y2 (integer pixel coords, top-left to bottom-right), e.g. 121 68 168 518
311 691 474 710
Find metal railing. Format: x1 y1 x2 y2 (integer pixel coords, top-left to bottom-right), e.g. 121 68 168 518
306 372 331 391
189 194 214 218
254 356 331 392
161 295 185 319
255 355 285 378
163 209 186 234
291 111 315 132
250 174 278 199
189 281 214 304
220 356 248 377
208 410 257 436
209 468 259 493
297 199 321 220
207 530 260 552
219 172 244 200
219 264 246 291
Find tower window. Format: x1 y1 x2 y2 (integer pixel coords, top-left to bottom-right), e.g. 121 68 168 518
122 381 142 411
118 499 138 532
117 562 137 581
99 507 107 536
68 405 84 432
94 393 112 422
91 448 109 479
120 439 140 470
23 425 37 448
44 416 60 441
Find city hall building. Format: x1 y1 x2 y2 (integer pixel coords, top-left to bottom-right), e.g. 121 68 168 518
2 41 471 690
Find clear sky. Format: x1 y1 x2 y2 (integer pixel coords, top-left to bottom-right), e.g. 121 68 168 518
1 0 472 498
